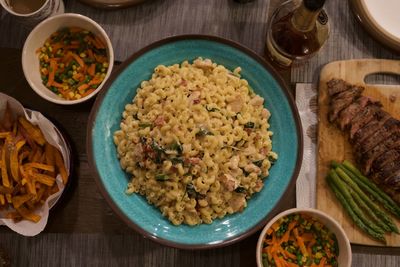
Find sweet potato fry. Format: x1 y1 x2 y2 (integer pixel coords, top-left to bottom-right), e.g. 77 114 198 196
12 194 33 209
0 108 66 223
1 143 10 188
18 117 46 146
16 205 41 223
10 140 26 182
0 132 11 139
31 146 43 163
54 148 68 184
0 185 13 194
30 172 56 187
5 193 12 203
24 162 55 172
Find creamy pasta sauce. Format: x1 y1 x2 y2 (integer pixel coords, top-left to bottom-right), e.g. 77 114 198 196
113 58 277 225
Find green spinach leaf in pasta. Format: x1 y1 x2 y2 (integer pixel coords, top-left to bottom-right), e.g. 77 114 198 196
244 122 255 129
196 128 214 137
155 174 169 181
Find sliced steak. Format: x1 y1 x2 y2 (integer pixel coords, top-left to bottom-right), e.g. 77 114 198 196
372 147 400 171
336 96 371 130
383 170 400 190
352 112 391 144
358 137 400 174
370 161 400 185
379 183 400 205
327 79 352 97
328 86 364 122
354 118 400 155
348 104 383 139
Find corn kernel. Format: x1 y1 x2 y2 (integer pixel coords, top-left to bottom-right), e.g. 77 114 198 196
45 42 50 47
75 94 82 99
103 62 109 68
315 252 323 259
68 92 74 98
72 65 77 70
80 53 86 58
44 55 49 61
41 47 46 53
72 70 77 75
63 85 69 90
48 46 52 52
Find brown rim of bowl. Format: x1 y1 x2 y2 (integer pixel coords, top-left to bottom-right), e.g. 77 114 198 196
350 0 400 54
77 0 150 9
86 34 304 250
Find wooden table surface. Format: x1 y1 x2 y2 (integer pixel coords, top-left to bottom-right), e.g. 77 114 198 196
0 0 399 266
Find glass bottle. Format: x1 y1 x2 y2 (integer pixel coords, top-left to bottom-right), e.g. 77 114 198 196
265 0 330 68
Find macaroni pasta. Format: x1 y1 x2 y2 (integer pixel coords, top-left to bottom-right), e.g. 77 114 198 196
113 58 277 225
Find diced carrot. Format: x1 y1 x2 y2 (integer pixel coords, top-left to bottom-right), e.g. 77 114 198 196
87 63 96 76
280 220 297 244
81 88 96 98
88 78 102 86
272 253 282 267
293 228 308 257
318 257 326 267
281 249 296 260
51 81 64 88
46 59 58 87
72 73 83 81
87 49 94 59
71 53 85 68
302 233 314 242
52 43 63 53
94 35 106 49
78 83 89 92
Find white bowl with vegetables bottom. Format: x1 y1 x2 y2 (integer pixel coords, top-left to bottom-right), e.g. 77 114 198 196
22 13 114 105
256 208 352 267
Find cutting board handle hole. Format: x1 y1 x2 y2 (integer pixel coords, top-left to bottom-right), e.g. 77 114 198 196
364 73 400 85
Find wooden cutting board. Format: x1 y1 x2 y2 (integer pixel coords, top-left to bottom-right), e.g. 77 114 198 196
317 59 400 246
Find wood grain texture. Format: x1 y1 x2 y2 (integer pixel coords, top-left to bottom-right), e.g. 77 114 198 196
317 59 400 246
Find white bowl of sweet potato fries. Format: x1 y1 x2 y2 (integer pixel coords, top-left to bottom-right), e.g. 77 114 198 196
0 94 71 235
22 13 114 105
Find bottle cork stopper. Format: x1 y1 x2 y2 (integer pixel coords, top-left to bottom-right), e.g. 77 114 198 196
303 0 326 11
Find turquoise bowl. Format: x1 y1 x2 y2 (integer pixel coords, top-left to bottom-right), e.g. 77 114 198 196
87 35 303 249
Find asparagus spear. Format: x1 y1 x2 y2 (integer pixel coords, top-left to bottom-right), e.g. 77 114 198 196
350 187 391 232
334 167 399 233
327 174 386 242
330 170 385 235
342 160 400 218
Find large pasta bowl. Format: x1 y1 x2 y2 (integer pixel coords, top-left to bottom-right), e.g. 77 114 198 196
87 35 303 249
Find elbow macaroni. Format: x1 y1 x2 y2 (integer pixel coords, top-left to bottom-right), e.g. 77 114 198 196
114 58 277 226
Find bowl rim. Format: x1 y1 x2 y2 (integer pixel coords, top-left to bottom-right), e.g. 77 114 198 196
256 208 352 267
86 34 304 250
21 12 114 105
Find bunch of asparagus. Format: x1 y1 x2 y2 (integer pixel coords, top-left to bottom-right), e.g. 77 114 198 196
327 160 400 243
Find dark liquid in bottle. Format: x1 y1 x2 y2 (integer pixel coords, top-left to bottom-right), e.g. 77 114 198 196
271 12 321 58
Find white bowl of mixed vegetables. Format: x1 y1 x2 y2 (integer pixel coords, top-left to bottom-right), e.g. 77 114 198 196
256 208 351 267
22 13 114 105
